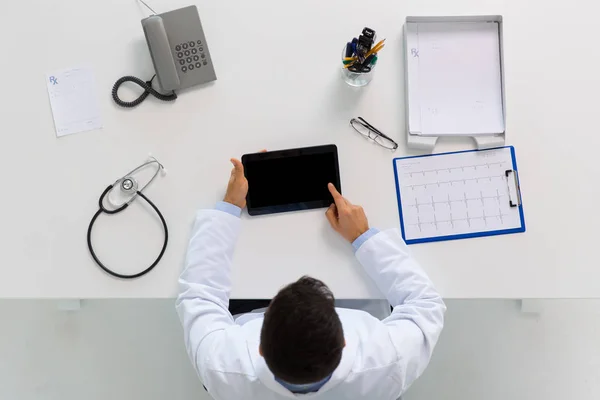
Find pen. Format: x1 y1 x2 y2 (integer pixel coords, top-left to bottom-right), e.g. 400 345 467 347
343 56 357 66
345 42 353 58
363 54 375 66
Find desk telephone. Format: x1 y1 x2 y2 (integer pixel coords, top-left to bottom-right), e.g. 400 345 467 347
112 5 217 108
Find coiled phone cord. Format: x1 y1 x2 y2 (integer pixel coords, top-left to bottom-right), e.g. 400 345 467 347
112 75 177 108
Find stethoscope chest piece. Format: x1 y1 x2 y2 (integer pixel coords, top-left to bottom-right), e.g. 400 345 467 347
87 157 168 279
121 177 138 193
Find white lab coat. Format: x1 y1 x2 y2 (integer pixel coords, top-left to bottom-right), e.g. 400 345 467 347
176 209 446 400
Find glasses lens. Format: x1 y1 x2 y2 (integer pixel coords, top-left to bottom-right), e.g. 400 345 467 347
374 134 398 150
351 120 372 138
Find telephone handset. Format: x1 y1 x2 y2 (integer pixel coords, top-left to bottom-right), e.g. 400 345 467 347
112 5 217 108
142 16 180 91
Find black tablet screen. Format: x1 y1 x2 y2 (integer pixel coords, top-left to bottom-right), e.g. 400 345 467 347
243 147 340 214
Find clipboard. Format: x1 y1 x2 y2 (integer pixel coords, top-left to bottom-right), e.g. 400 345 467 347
393 146 525 244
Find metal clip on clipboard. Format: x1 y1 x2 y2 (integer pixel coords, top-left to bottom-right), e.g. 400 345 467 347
505 169 522 207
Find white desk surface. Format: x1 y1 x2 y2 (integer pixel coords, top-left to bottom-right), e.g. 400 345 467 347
2 0 599 299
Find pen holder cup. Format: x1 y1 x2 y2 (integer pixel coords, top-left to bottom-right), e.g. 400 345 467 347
341 47 377 87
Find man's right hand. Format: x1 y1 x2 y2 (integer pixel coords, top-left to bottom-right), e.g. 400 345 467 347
325 183 370 243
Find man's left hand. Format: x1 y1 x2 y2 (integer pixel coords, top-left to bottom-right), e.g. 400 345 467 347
223 158 248 209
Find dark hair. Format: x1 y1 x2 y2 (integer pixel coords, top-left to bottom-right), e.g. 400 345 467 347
260 276 344 384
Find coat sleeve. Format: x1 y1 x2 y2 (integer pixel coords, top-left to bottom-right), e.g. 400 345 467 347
175 209 240 378
355 229 446 393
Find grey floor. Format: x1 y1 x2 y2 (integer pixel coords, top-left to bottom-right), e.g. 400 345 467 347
1 299 598 400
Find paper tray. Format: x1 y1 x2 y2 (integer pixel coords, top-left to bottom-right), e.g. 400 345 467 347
404 16 507 151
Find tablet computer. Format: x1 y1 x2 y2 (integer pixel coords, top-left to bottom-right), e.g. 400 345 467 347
242 144 341 216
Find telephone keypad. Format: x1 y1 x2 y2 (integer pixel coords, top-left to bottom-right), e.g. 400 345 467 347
174 39 211 76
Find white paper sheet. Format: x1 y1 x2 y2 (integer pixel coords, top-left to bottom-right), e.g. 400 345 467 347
46 67 102 137
406 21 504 136
395 147 522 241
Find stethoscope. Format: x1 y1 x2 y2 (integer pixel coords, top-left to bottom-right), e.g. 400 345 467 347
87 157 168 279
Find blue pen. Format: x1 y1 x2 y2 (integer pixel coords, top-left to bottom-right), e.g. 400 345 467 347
345 42 353 58
351 37 359 55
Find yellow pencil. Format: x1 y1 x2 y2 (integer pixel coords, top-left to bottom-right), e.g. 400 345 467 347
372 38 386 50
366 42 385 57
365 39 386 58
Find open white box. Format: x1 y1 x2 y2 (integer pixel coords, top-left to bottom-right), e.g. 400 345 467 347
404 16 506 151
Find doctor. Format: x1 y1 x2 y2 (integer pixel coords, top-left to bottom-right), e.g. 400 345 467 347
176 158 446 400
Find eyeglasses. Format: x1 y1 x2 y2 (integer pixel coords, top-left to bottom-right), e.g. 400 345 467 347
350 117 398 151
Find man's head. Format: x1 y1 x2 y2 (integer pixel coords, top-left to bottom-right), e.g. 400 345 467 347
260 276 344 384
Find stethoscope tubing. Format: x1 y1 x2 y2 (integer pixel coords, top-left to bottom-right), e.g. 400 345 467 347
87 184 168 279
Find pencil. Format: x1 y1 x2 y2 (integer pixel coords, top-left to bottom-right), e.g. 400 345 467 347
365 39 385 58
